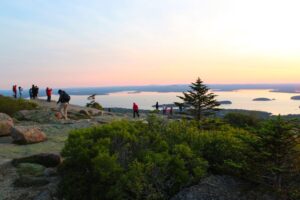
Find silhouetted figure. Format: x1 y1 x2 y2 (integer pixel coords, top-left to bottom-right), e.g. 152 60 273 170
155 101 159 110
133 102 140 118
31 85 37 99
12 85 17 98
57 90 71 120
35 86 39 98
29 88 33 99
46 87 52 102
170 106 173 115
18 86 23 98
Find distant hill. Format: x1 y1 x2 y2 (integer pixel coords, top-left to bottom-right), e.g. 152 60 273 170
1 83 300 97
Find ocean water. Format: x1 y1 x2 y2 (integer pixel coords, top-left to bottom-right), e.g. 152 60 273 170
42 89 300 115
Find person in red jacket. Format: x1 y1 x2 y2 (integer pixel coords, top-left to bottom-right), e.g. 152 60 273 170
12 85 17 98
133 102 140 118
46 87 52 102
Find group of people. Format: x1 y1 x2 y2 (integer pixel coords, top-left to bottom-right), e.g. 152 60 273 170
11 85 175 120
11 84 70 120
29 85 39 99
132 101 175 118
12 85 23 98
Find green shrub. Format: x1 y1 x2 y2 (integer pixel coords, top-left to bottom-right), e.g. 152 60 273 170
59 115 260 200
243 117 300 198
224 112 260 128
86 102 103 110
0 96 38 116
59 118 210 200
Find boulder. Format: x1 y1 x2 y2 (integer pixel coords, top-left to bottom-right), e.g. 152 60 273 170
15 110 58 123
11 126 47 144
0 113 14 136
17 163 46 177
79 109 91 117
14 176 50 187
171 175 277 200
12 153 62 168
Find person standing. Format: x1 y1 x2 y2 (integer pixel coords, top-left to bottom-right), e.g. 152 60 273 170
18 86 23 98
57 90 71 120
29 88 33 99
35 85 39 99
133 102 140 118
31 85 36 99
12 85 17 98
46 87 52 102
155 101 159 110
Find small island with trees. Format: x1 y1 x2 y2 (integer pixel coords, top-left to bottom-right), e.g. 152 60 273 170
253 97 273 101
291 95 300 100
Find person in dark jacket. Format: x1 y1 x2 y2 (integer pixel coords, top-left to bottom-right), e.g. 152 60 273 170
133 102 139 118
155 101 159 111
57 90 70 120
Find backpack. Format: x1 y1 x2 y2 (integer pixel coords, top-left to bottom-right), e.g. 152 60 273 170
62 92 71 102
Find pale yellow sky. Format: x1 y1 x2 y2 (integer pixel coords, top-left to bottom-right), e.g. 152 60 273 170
0 0 300 88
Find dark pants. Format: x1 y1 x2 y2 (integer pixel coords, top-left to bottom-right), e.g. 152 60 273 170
133 110 139 118
47 95 51 102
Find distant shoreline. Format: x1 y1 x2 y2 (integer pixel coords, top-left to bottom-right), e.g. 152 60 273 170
1 84 300 97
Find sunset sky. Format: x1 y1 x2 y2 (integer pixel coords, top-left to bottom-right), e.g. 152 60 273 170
1 0 300 89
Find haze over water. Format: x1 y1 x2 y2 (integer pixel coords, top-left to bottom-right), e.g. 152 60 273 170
45 89 300 115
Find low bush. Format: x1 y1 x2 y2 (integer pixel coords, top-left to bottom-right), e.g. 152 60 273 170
0 96 38 116
86 102 103 110
59 116 254 200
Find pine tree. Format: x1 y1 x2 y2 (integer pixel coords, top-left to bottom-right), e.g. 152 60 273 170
177 77 220 121
247 117 300 197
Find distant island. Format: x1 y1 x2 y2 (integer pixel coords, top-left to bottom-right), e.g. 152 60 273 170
291 95 300 100
218 100 232 105
1 84 300 97
253 98 272 101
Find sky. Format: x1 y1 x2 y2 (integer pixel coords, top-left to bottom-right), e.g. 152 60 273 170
0 0 300 89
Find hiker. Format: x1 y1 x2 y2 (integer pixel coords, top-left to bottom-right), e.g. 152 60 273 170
34 85 39 99
18 86 23 98
31 85 36 99
133 102 140 118
46 87 52 102
29 88 33 99
155 101 159 110
12 85 17 98
57 90 71 120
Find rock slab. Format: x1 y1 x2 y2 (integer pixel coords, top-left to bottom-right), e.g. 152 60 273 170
0 113 14 136
11 126 47 144
12 153 62 168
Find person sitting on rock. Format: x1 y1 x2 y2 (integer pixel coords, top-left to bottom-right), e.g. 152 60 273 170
57 90 71 120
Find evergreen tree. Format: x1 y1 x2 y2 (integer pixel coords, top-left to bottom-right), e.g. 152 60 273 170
177 77 220 121
246 117 300 198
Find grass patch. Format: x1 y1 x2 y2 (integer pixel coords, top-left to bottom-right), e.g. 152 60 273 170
0 96 38 116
